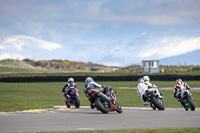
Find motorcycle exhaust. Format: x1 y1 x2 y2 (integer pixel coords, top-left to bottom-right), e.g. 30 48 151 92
99 92 111 102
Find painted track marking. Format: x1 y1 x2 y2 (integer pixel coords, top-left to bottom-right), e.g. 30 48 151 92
1 106 200 116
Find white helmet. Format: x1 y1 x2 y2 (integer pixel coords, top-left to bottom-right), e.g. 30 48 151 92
176 79 182 85
85 77 93 83
68 78 74 82
143 76 150 81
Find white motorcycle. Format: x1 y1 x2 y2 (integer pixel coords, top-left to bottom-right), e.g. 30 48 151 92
137 81 164 110
176 87 195 111
143 87 165 110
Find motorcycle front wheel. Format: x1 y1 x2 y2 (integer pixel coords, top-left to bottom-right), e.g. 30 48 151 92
116 102 122 113
95 97 109 114
151 96 165 110
186 97 195 111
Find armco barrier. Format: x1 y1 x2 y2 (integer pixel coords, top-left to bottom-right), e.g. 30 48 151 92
0 75 199 82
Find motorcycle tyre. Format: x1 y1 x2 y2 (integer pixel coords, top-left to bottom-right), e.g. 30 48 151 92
186 97 195 111
150 103 156 110
179 101 188 111
116 102 122 113
74 95 80 108
151 96 165 110
95 97 109 114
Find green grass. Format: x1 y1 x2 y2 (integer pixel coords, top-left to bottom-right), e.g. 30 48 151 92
0 81 200 112
0 70 200 77
151 81 200 87
0 66 38 73
97 81 200 88
21 128 200 133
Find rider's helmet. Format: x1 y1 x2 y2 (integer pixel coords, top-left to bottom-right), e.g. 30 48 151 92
68 78 74 82
138 78 144 83
143 76 150 82
85 77 93 83
176 79 182 85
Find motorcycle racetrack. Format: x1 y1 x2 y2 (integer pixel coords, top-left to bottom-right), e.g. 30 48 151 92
0 106 200 133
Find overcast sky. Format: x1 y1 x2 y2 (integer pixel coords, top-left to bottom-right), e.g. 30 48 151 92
0 0 200 66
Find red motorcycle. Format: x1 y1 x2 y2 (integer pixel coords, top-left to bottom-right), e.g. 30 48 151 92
86 86 122 114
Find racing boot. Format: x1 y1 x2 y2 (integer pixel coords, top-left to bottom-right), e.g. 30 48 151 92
181 101 188 111
90 102 95 109
142 95 149 106
143 102 149 106
142 99 149 106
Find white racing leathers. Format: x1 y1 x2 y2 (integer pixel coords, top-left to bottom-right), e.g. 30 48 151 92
137 81 163 105
137 82 148 103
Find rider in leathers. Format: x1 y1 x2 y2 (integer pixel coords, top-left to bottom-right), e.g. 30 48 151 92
62 78 77 99
137 78 148 105
174 79 191 108
137 76 163 105
83 77 111 109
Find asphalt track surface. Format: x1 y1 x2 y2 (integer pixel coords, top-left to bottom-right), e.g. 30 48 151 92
0 106 200 133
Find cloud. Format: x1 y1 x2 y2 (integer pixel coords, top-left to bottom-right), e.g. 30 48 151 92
107 32 200 66
68 23 98 29
0 0 200 66
112 41 128 51
0 53 25 60
143 36 200 60
1 0 200 25
0 35 62 51
14 21 45 35
141 32 147 36
157 37 200 58
0 33 200 66
0 0 200 49
103 61 121 67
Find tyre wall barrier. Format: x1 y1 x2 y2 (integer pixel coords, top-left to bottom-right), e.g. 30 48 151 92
0 75 199 82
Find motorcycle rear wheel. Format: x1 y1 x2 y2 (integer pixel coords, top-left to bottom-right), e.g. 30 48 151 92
186 97 195 111
74 95 80 108
151 96 165 110
95 97 109 114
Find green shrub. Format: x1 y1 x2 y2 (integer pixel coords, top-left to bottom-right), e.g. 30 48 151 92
192 67 200 71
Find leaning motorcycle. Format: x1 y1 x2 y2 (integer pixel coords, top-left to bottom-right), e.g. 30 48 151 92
177 87 195 111
144 88 165 110
86 86 122 114
64 88 80 108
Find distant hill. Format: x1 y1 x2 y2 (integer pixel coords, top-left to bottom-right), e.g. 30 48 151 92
22 59 118 72
0 59 121 73
0 59 200 76
160 50 200 65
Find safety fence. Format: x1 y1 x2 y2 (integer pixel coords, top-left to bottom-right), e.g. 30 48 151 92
0 75 199 82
